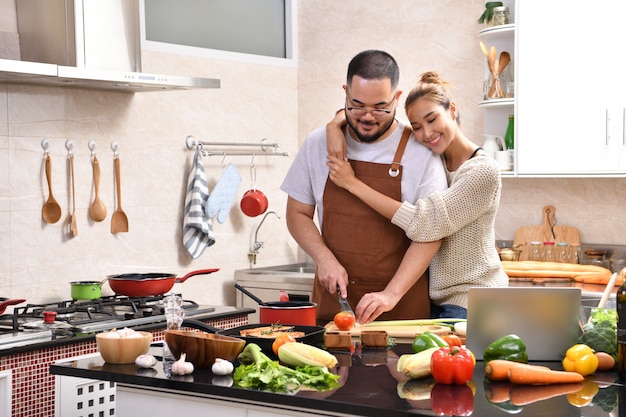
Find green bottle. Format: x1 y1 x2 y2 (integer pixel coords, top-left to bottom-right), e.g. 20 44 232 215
504 114 514 150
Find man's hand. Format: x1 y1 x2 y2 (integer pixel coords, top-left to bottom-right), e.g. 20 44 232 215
354 289 401 324
316 258 349 298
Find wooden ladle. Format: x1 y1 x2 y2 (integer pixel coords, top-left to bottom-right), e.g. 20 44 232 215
88 155 107 222
42 154 62 224
498 51 511 75
110 155 129 233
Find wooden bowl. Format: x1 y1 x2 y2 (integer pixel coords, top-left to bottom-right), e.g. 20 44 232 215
164 330 246 368
96 331 152 364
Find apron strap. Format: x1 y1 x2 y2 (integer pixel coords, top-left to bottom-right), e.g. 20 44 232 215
389 126 412 177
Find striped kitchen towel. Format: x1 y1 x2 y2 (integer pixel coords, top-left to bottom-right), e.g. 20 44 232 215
183 149 215 258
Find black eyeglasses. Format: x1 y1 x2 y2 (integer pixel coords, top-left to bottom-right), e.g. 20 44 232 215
345 93 397 119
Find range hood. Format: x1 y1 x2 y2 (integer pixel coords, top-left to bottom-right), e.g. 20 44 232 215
3 1 220 92
0 58 220 92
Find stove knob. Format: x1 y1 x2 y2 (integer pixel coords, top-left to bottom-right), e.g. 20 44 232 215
124 312 135 320
143 308 153 317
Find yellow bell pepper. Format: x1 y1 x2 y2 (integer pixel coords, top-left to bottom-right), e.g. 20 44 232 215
562 344 598 376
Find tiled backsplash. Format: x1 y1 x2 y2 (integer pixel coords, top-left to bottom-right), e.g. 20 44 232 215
0 314 248 417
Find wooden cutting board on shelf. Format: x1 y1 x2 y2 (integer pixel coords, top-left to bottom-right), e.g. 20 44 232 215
324 322 450 343
513 205 580 261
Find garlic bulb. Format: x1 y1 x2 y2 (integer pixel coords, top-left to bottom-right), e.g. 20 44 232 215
211 358 234 376
135 354 158 369
171 353 194 375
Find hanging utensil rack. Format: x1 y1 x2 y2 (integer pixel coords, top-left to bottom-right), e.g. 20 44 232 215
185 135 289 157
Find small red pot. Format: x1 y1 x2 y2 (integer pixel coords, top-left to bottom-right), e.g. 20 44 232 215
240 189 268 217
259 301 317 326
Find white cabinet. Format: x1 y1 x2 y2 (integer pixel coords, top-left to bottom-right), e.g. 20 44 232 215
515 0 626 175
478 3 516 174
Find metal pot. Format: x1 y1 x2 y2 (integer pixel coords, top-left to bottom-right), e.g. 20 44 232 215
107 268 219 297
234 283 317 325
259 301 317 326
0 297 26 314
70 281 103 300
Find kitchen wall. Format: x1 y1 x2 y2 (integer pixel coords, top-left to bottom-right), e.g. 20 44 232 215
1 0 624 307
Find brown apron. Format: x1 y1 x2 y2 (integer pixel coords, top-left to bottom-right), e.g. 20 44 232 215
314 127 430 322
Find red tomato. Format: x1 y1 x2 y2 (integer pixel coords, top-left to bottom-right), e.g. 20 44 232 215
442 334 463 347
333 311 355 331
430 346 475 385
272 334 296 355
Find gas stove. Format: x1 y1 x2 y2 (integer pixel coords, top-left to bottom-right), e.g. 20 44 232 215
0 294 216 338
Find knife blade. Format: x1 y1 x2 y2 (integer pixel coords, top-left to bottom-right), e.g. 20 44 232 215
337 289 355 315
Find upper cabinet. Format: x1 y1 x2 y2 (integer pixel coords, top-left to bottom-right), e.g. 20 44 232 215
516 0 626 175
480 0 626 176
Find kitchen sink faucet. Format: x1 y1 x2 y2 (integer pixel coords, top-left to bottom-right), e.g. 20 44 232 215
248 211 280 265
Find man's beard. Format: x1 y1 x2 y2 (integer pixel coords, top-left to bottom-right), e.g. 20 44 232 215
346 111 396 143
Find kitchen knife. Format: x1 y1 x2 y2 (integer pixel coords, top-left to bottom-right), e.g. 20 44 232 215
337 289 355 315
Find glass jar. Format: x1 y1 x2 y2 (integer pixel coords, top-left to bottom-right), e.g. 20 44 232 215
568 243 581 264
556 242 569 263
529 241 543 261
492 6 510 26
582 250 610 269
543 242 555 262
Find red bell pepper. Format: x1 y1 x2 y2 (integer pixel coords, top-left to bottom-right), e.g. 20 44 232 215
430 346 475 385
430 383 474 416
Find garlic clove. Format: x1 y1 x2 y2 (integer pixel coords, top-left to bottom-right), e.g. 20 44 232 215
135 354 158 369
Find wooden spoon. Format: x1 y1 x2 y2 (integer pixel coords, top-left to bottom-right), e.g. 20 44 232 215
498 51 511 74
110 155 129 233
42 154 62 224
480 41 493 73
88 155 107 222
69 154 78 236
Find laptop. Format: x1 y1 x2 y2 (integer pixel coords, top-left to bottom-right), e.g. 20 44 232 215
466 287 581 361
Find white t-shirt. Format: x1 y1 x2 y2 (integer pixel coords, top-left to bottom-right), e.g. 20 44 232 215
281 121 448 226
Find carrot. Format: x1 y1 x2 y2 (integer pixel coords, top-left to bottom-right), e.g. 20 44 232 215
507 364 584 385
509 383 583 406
485 360 550 381
484 380 513 403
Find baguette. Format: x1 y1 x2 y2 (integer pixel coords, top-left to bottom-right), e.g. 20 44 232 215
501 261 617 285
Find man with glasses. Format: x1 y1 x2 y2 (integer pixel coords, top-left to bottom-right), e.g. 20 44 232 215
281 50 447 324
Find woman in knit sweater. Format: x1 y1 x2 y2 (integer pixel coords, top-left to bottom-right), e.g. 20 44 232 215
326 71 508 319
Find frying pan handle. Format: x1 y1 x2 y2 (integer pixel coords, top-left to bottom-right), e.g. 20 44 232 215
175 268 220 283
181 318 222 334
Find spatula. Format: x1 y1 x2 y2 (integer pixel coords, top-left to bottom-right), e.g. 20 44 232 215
69 153 78 236
110 155 129 233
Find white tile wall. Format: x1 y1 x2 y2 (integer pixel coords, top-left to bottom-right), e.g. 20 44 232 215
0 1 624 306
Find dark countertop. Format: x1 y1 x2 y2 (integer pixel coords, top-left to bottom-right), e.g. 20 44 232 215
0 305 254 356
50 342 624 417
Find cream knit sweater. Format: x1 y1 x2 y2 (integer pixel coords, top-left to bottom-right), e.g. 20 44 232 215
391 152 508 308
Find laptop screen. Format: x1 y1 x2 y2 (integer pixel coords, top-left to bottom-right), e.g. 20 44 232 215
466 287 581 361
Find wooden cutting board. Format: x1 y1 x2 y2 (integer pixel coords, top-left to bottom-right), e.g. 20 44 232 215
324 322 450 342
513 205 581 261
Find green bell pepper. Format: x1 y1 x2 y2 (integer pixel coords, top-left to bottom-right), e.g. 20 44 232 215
483 334 528 364
412 331 448 354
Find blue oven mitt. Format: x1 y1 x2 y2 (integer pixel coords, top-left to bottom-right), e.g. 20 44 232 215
206 162 242 223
